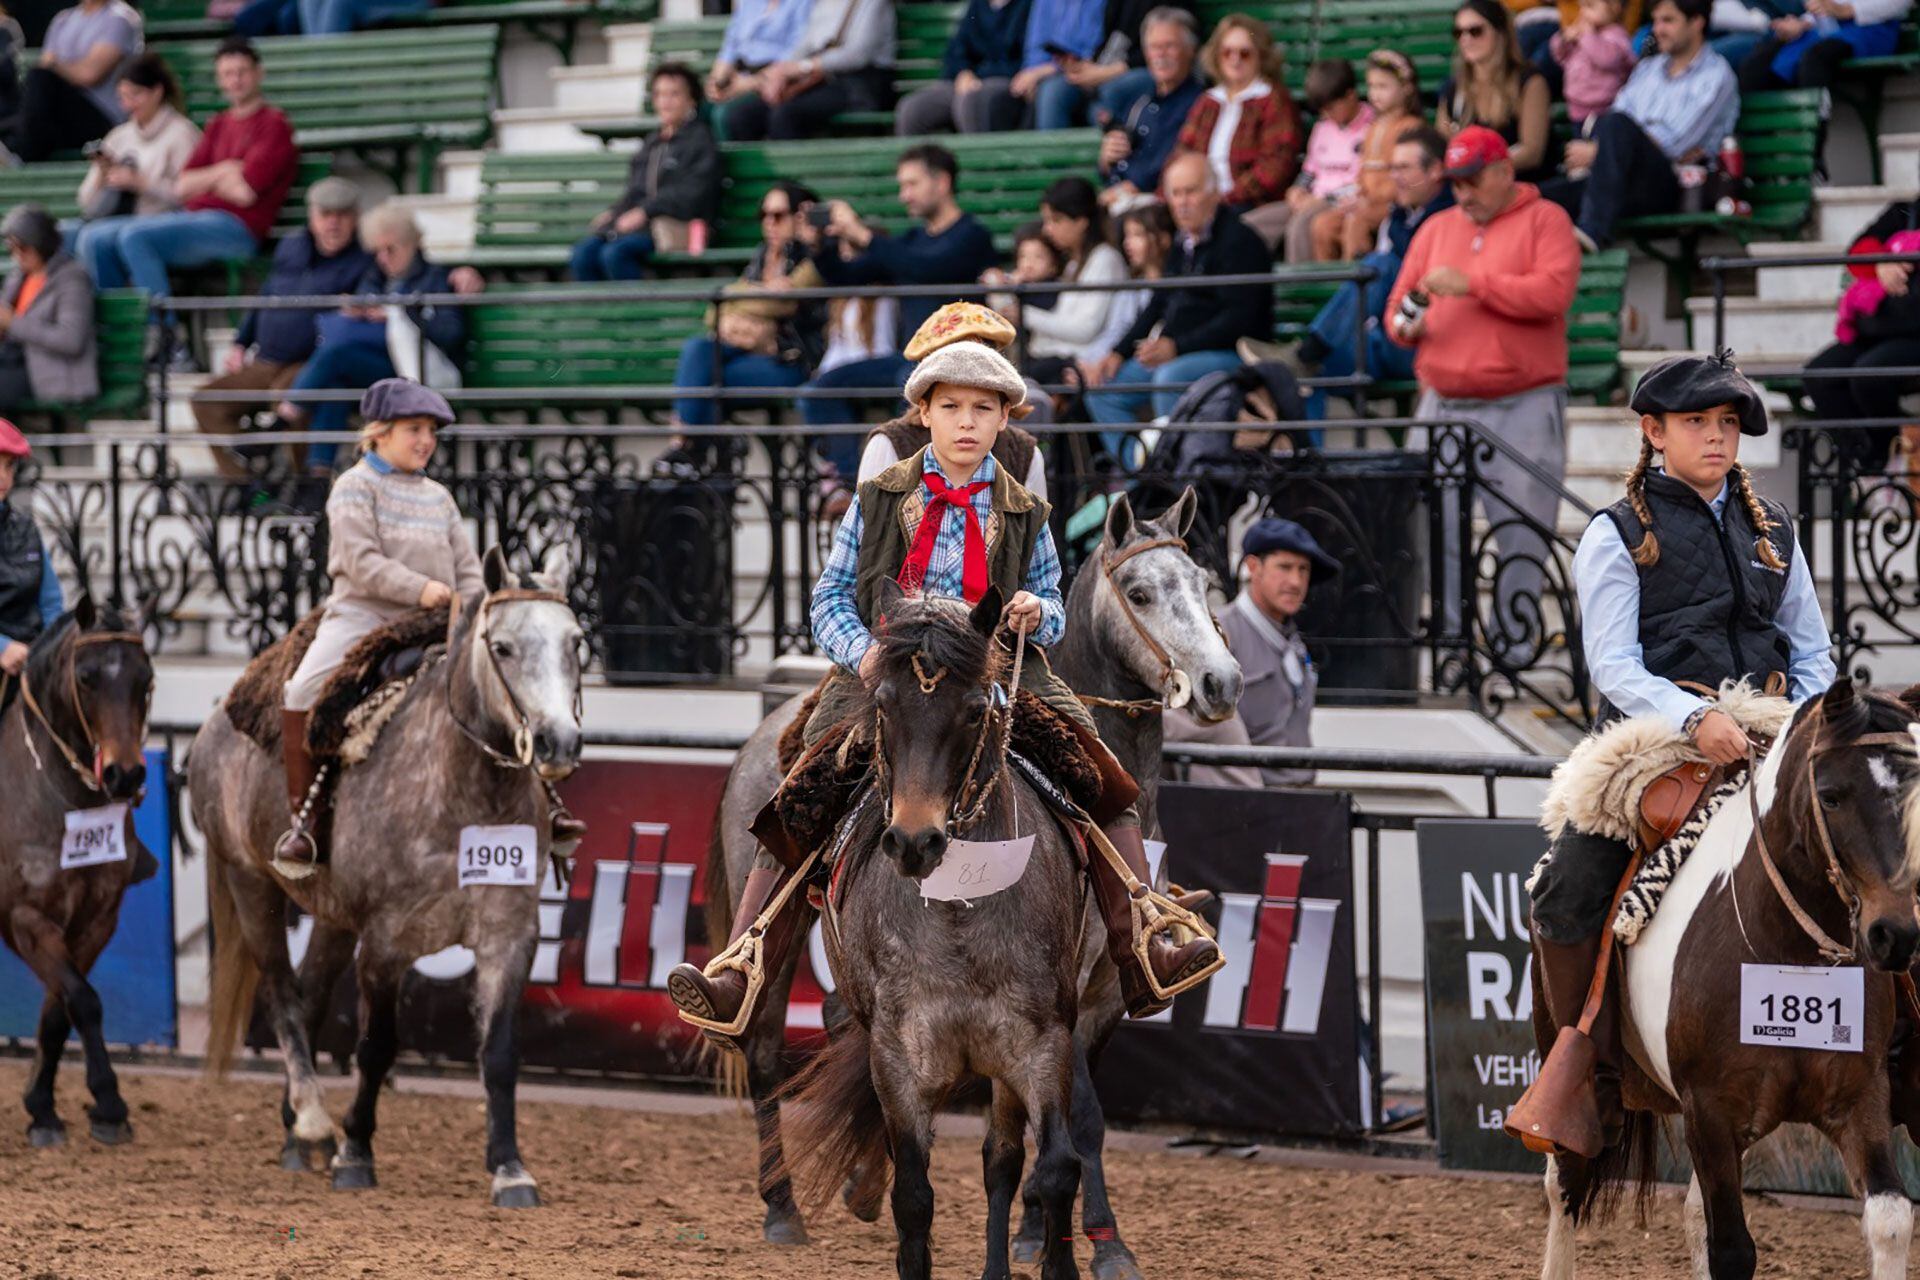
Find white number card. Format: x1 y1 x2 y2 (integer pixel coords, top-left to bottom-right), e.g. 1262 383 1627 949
458 824 539 888
1739 963 1864 1053
62 804 129 870
919 835 1035 904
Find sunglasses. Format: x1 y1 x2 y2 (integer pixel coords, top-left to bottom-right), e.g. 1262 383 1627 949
1454 22 1489 38
761 208 792 221
1219 45 1255 59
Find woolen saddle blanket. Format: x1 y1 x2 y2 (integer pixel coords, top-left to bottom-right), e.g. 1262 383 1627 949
223 604 451 761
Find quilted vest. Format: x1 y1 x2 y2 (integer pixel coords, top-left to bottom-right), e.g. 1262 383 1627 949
1598 470 1793 716
0 500 46 646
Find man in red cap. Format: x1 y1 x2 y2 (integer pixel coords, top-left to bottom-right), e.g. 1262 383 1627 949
0 419 63 677
1385 124 1580 654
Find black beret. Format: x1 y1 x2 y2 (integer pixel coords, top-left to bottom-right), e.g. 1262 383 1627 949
359 377 454 425
1242 517 1340 576
1628 349 1768 437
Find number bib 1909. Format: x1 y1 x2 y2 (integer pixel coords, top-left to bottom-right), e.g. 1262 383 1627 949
458 824 538 888
61 803 129 870
1739 963 1864 1053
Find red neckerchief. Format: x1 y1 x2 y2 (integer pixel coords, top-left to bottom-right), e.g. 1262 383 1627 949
896 470 991 601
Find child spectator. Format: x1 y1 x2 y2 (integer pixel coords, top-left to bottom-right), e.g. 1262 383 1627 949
1309 50 1423 261
1550 0 1638 124
1077 200 1172 393
984 221 1067 374
1284 58 1373 263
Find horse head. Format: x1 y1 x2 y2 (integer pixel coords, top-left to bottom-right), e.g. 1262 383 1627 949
25 593 152 802
1781 678 1920 971
464 545 585 781
868 579 1007 880
1094 488 1242 723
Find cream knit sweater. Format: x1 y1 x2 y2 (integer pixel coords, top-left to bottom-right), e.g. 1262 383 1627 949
323 457 484 620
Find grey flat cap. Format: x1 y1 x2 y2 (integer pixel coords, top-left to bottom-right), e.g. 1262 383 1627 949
360 377 454 424
306 176 362 212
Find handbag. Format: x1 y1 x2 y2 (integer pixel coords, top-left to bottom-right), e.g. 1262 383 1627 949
385 304 463 388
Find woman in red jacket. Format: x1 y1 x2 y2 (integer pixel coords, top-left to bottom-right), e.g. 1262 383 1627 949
1174 14 1300 252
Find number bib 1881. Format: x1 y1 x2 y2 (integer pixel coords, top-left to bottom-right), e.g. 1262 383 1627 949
61 803 129 870
458 824 538 888
1739 963 1864 1053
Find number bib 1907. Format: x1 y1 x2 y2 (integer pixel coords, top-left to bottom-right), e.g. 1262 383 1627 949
61 803 129 870
1739 963 1864 1053
458 824 538 888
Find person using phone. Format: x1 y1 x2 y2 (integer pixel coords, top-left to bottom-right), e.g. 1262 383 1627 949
1023 0 1198 129
895 0 1033 136
72 54 201 228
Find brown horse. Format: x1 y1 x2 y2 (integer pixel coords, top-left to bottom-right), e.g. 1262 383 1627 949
1537 678 1920 1279
0 598 154 1147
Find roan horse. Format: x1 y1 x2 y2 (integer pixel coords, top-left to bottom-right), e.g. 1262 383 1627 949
191 546 584 1206
782 584 1088 1280
1537 679 1920 1280
704 488 1240 1273
0 598 153 1147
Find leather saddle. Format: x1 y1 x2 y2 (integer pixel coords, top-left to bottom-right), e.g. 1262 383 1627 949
1635 759 1725 857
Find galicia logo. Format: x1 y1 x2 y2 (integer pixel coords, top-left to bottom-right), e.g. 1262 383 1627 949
1200 853 1340 1034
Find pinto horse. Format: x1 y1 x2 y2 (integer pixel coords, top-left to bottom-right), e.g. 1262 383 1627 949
1537 678 1920 1280
782 585 1088 1280
191 546 583 1206
0 598 154 1147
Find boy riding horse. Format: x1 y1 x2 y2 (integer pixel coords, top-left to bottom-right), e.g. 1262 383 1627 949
668 302 1222 1046
1524 351 1836 1152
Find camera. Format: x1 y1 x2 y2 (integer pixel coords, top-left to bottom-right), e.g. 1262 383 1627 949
804 204 835 231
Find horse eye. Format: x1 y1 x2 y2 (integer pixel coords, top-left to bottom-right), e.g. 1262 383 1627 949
1128 589 1152 608
490 641 515 659
1820 790 1843 811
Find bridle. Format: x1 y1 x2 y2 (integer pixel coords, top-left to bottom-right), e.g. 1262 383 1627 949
445 587 578 771
874 626 1026 839
1079 535 1203 718
10 629 147 795
1746 728 1918 965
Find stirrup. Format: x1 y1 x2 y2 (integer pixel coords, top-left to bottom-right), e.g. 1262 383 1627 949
674 930 769 1040
1130 888 1225 1003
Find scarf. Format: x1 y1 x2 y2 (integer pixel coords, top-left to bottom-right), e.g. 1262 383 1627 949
897 471 991 601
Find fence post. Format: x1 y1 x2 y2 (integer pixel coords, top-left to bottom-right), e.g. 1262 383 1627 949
108 441 125 609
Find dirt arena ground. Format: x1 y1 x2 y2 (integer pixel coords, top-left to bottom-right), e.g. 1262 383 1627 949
0 1060 1890 1279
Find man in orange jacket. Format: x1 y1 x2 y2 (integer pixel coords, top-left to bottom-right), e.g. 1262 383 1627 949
1385 125 1581 654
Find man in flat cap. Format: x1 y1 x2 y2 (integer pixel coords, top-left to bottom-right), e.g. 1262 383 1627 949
1168 517 1337 787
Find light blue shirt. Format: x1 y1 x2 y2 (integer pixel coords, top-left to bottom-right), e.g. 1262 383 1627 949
1572 474 1835 731
1612 44 1740 162
718 0 814 68
1021 0 1104 69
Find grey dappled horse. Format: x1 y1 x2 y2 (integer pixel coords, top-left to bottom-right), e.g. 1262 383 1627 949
706 488 1241 1277
191 546 583 1207
0 599 153 1148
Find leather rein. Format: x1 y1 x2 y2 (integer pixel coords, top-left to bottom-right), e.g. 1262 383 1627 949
1744 729 1919 965
1078 535 1198 719
9 629 146 795
444 587 576 772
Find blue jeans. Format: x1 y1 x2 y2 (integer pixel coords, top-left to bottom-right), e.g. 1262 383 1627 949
1083 348 1244 465
801 353 912 478
1306 250 1415 418
77 210 258 301
299 0 429 33
1034 67 1154 130
570 231 655 282
672 335 806 425
289 340 398 466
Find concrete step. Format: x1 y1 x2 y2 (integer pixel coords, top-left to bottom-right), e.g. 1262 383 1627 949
602 21 652 69
386 192 477 256
438 150 487 201
1683 294 1833 362
1880 132 1920 192
1817 185 1914 246
1746 240 1851 304
552 62 645 115
493 103 619 153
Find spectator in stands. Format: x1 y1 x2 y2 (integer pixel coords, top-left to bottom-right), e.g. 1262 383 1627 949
1541 0 1736 251
0 419 61 679
722 0 897 142
191 177 368 479
1804 189 1920 472
5 0 140 164
1165 516 1337 787
0 11 25 151
296 0 429 36
1275 60 1372 264
1306 51 1422 262
1548 0 1639 125
1174 13 1301 252
1663 1 1800 68
1077 198 1172 391
69 53 198 232
1024 0 1197 130
1003 176 1129 390
1242 124 1455 417
983 221 1063 364
0 204 96 412
703 0 812 110
1522 0 1645 85
569 63 720 283
1438 0 1555 181
273 202 483 477
800 143 996 481
1738 0 1911 96
80 37 297 370
1387 125 1579 645
1084 151 1270 466
896 0 1033 136
1096 7 1204 207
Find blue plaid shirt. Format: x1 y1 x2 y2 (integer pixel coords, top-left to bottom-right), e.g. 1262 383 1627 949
811 451 1067 670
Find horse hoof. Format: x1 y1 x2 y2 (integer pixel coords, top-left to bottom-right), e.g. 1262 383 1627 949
89 1119 133 1146
27 1122 66 1149
330 1161 377 1191
762 1207 810 1246
1011 1236 1044 1266
297 1136 338 1172
279 1136 308 1172
1090 1242 1145 1280
492 1183 541 1209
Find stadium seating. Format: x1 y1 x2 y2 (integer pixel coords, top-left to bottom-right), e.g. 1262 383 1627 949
141 0 655 61
19 288 149 422
460 281 709 409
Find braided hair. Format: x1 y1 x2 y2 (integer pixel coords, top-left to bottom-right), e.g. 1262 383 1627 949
1623 431 1785 570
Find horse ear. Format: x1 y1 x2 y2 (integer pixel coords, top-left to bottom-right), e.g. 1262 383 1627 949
73 592 95 630
1103 492 1135 547
533 542 573 594
1157 486 1199 539
482 546 508 595
1822 676 1858 718
970 585 1004 637
875 575 908 626
1898 683 1920 719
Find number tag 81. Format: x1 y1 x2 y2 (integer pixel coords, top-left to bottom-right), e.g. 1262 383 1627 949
1739 963 1864 1053
458 824 538 888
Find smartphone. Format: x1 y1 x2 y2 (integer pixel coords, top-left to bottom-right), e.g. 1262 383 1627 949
805 204 835 230
1042 41 1081 62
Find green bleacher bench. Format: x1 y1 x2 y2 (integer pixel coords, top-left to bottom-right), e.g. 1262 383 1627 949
464 129 1102 276
0 154 332 235
143 0 652 59
1830 14 1920 184
461 281 710 408
167 26 500 189
20 288 149 422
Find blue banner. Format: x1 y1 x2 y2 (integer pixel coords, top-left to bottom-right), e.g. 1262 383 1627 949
0 747 176 1047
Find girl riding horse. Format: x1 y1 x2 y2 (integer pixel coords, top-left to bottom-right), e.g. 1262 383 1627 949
1524 350 1836 1153
0 417 61 682
668 301 1223 1047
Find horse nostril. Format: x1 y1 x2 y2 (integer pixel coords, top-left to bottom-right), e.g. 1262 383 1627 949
922 830 948 866
533 731 555 761
1202 673 1222 705
881 827 903 860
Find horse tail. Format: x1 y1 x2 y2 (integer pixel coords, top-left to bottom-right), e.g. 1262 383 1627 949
1567 1109 1663 1227
204 862 259 1081
774 1021 888 1211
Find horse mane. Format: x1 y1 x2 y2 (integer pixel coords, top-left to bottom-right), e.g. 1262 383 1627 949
863 592 1007 710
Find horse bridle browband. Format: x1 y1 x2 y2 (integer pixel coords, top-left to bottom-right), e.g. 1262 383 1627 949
1745 730 1919 964
874 626 1028 838
444 587 576 772
14 629 146 794
1079 535 1201 718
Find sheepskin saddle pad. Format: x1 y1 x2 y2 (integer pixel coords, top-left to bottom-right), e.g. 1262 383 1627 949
223 604 451 763
1535 680 1794 946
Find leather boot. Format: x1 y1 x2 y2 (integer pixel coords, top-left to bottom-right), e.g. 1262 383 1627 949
1536 933 1623 1145
271 709 325 881
666 864 803 1051
1092 823 1223 1019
